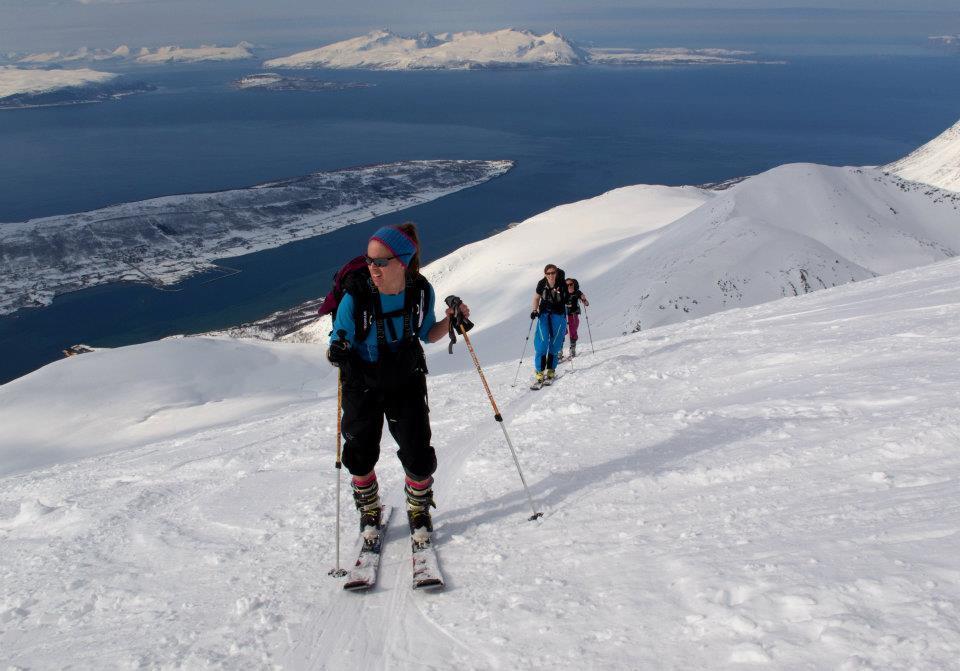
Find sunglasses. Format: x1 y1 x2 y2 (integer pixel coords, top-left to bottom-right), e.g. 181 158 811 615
545 270 557 276
365 255 396 267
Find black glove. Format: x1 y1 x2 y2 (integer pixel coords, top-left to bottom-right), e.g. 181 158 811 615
530 310 539 320
327 331 351 368
444 295 474 354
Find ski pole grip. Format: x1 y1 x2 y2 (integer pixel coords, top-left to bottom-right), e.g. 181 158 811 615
445 295 466 354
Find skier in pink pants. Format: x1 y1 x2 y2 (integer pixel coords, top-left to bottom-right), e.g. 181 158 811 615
564 278 589 359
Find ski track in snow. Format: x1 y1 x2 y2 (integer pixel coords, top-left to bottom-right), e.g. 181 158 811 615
3 259 960 669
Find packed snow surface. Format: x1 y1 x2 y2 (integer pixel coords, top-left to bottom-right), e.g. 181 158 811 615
2 253 959 668
0 66 116 99
885 118 960 193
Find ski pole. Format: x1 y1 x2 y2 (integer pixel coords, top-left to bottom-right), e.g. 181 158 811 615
583 304 596 355
445 296 543 521
511 316 536 388
329 337 348 577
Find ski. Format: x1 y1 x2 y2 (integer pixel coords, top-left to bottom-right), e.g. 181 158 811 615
529 379 543 391
343 505 393 591
411 536 445 590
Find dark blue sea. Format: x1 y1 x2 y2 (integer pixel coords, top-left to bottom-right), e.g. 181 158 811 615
2 55 959 383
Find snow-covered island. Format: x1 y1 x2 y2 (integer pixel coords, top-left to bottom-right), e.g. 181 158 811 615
134 42 255 64
4 42 256 65
929 35 960 51
264 28 780 70
0 160 513 315
587 47 783 66
233 72 372 92
264 29 588 70
0 66 154 109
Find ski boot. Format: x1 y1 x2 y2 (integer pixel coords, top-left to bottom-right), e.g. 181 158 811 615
405 477 435 545
569 340 577 358
352 475 382 541
530 371 545 390
543 368 556 385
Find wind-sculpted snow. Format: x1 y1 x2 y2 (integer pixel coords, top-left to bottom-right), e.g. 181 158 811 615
0 160 513 315
885 117 960 193
1 257 959 668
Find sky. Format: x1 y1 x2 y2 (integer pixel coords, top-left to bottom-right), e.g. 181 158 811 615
1 0 959 55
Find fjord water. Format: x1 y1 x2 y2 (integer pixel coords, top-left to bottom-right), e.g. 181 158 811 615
2 56 959 383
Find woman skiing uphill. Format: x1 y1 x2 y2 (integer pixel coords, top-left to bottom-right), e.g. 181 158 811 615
326 223 470 543
529 264 568 389
564 277 589 359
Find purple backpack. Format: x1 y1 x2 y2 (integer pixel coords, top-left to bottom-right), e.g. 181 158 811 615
318 255 369 317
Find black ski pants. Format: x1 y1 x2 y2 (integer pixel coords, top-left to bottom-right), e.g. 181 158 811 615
340 372 436 480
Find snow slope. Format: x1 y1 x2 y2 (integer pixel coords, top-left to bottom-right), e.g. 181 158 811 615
294 163 959 370
2 253 959 668
0 65 116 99
265 28 590 70
885 118 960 193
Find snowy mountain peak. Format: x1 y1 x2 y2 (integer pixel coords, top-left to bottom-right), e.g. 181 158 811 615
264 28 589 70
884 117 960 193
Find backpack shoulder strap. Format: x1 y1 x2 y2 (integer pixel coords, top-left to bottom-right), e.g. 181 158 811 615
349 275 377 343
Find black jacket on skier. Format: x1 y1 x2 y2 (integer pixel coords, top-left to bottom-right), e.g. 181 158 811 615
529 264 569 379
326 223 470 537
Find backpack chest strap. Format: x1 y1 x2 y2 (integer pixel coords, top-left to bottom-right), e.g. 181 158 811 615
369 275 422 346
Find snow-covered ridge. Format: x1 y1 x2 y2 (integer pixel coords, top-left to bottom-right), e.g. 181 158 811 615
885 118 960 193
265 28 590 70
418 164 960 372
0 160 512 316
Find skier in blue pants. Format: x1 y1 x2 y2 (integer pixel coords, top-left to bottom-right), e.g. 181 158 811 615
529 264 569 388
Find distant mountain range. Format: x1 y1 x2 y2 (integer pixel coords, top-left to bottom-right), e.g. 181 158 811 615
4 42 256 66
